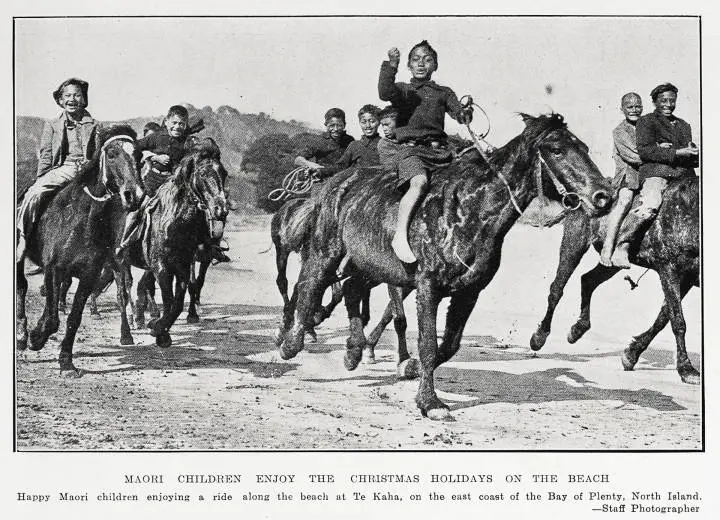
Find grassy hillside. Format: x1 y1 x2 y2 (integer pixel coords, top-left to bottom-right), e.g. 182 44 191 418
15 104 316 211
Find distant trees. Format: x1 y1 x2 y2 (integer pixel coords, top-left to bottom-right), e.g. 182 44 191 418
241 133 298 213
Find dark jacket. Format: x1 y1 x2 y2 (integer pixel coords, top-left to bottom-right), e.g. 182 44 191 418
378 61 464 143
136 128 188 174
336 134 381 168
37 110 99 176
636 110 697 179
293 132 355 167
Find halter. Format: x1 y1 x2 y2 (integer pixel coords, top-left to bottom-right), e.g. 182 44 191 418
83 134 136 202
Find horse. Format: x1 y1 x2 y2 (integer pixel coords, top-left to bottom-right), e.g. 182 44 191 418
128 140 228 347
529 175 700 384
278 113 612 420
16 125 144 374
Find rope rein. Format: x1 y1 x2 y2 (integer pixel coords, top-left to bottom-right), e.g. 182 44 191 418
267 166 320 202
83 134 136 202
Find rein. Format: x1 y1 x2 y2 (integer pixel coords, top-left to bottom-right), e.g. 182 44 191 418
184 160 225 230
83 134 136 202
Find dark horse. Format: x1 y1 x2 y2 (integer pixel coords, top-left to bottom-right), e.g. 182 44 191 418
128 140 228 347
278 113 612 420
16 125 144 373
529 175 700 384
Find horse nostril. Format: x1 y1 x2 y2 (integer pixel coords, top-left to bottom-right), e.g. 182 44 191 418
592 190 610 208
123 190 133 204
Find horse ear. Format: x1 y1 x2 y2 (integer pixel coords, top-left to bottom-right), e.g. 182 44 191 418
519 112 535 126
175 155 194 186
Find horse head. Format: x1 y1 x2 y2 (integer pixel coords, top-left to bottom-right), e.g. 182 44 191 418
520 113 612 216
90 125 144 210
175 139 229 240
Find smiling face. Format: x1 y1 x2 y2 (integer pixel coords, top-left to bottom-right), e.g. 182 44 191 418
653 90 677 118
59 84 86 116
408 46 437 81
165 114 188 138
620 94 643 123
325 116 346 141
358 112 380 138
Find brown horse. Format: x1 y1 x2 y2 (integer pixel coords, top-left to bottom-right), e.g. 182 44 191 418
16 125 144 374
278 114 612 420
529 175 700 384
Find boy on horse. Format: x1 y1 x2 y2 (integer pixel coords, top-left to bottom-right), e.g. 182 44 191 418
293 108 355 178
118 105 229 262
600 92 644 266
16 78 100 263
609 83 699 268
378 41 473 263
335 104 382 168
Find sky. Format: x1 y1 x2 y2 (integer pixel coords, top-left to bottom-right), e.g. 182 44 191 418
14 16 700 175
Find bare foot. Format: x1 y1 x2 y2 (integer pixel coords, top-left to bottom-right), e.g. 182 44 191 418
391 235 416 263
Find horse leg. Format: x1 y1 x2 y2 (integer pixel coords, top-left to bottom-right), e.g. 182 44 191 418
530 217 591 350
390 286 418 379
113 266 134 345
274 238 292 309
437 285 482 367
280 254 340 360
89 265 113 319
314 281 344 325
29 269 60 351
360 288 371 327
58 276 97 375
58 275 71 314
187 260 200 324
343 277 371 371
188 256 210 324
150 271 175 347
414 283 450 420
622 277 692 372
16 259 29 351
567 263 620 343
135 270 150 329
123 266 136 329
655 269 698 384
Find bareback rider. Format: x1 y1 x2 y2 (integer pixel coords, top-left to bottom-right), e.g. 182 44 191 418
377 41 473 263
610 83 699 268
16 78 100 263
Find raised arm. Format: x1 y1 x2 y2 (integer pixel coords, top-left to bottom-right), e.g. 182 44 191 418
378 47 403 103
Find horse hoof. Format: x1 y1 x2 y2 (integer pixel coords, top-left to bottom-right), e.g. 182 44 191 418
156 332 172 348
279 344 299 361
397 358 420 379
312 312 325 326
273 329 285 347
426 407 455 422
147 319 158 332
530 328 549 351
186 314 200 324
621 350 637 371
680 368 701 385
120 335 134 346
61 367 83 378
567 320 590 344
344 344 363 371
363 351 376 364
29 330 45 351
305 328 318 343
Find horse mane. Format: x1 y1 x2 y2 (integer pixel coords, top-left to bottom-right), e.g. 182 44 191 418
74 124 139 186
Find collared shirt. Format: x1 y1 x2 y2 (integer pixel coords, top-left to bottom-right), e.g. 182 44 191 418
378 61 464 143
293 131 355 167
136 128 188 173
612 119 641 179
336 134 381 168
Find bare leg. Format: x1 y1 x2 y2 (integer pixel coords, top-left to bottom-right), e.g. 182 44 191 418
113 265 134 345
392 172 427 263
58 276 98 374
599 188 633 266
531 212 591 350
567 263 620 344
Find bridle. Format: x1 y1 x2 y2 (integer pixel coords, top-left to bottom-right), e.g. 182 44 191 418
185 157 226 230
83 134 136 202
